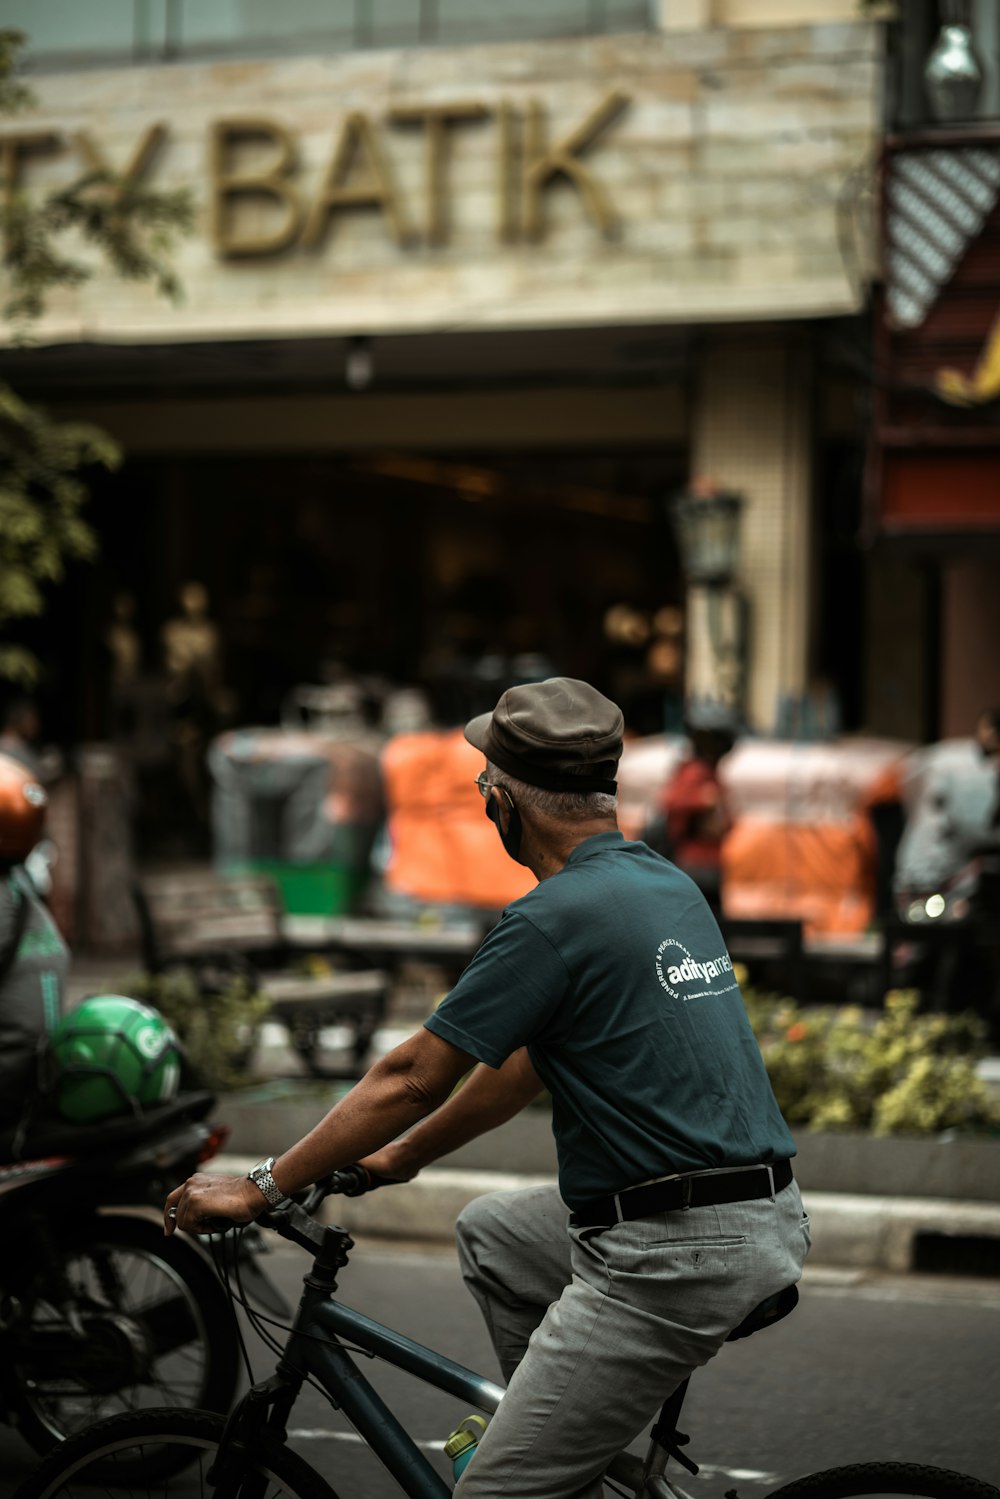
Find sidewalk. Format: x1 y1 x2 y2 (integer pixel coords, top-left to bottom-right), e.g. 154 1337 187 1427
208 1151 1000 1276
67 955 1000 1278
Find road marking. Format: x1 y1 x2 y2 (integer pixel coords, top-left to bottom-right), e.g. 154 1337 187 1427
291 1430 446 1451
288 1431 778 1481
703 1468 777 1482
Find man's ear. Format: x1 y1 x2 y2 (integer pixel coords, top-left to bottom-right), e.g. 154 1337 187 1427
488 785 515 830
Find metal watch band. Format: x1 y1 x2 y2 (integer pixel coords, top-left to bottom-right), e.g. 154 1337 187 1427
247 1156 286 1209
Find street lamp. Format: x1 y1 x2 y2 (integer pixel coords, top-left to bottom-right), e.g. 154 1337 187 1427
668 480 747 715
924 1 984 123
670 485 743 584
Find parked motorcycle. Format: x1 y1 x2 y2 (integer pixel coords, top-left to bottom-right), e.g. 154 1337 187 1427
0 1087 285 1475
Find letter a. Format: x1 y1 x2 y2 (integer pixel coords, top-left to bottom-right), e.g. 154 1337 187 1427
302 113 411 248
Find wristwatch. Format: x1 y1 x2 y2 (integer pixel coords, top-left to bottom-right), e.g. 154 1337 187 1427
247 1157 287 1209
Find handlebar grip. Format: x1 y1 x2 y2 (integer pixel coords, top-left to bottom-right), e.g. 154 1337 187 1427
327 1166 372 1196
326 1166 403 1196
195 1215 243 1234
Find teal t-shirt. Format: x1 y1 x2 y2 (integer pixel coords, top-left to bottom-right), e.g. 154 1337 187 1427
425 831 795 1210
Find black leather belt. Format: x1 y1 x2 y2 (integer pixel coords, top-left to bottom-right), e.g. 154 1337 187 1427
573 1159 794 1229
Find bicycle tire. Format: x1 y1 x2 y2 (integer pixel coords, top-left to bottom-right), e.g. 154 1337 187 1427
8 1214 239 1473
764 1462 1000 1499
14 1406 339 1499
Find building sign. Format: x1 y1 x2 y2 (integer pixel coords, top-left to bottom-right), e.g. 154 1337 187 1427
871 135 1000 537
0 28 878 342
1 92 629 258
209 92 629 255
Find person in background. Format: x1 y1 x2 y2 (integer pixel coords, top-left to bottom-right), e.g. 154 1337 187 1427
975 708 1000 828
0 698 44 778
0 754 68 1129
973 709 1000 953
657 700 738 915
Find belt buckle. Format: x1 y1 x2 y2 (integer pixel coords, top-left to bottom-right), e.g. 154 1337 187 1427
681 1176 692 1211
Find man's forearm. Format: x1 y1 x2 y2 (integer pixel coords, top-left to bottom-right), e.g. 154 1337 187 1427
270 1034 470 1197
381 1047 543 1176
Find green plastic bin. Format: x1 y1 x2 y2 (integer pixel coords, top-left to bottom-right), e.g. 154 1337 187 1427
233 860 369 916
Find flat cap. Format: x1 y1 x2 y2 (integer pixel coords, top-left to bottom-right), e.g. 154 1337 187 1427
465 677 624 794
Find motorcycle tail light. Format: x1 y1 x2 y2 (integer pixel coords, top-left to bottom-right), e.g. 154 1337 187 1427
197 1124 231 1164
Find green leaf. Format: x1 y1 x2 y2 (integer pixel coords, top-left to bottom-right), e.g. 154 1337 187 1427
0 641 40 687
0 26 188 648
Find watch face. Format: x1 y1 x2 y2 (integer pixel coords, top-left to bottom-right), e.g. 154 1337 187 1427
250 1160 279 1203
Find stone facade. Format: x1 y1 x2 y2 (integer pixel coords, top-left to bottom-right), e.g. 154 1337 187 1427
691 338 816 731
8 21 882 343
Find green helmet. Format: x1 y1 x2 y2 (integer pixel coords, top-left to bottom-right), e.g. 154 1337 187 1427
48 995 182 1123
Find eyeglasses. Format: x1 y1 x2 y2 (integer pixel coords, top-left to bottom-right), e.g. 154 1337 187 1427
474 772 495 798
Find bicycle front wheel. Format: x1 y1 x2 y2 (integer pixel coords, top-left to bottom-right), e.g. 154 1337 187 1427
14 1407 338 1499
765 1463 1000 1499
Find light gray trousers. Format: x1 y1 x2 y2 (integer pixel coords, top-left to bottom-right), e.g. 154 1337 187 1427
454 1180 810 1499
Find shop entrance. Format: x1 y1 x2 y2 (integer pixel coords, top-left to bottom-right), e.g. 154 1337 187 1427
37 442 684 857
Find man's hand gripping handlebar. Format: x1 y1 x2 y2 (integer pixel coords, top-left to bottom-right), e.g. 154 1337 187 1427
164 1162 404 1237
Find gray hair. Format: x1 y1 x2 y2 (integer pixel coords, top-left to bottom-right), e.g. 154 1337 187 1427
486 760 617 823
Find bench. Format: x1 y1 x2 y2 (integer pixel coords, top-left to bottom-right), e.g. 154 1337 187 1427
721 917 805 997
132 871 390 1079
282 913 492 986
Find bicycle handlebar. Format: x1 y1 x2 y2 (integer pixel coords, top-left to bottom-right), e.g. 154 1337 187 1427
196 1163 403 1237
317 1165 402 1199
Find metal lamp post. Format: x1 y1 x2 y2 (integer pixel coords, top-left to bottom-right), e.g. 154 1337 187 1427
924 1 985 123
669 482 747 715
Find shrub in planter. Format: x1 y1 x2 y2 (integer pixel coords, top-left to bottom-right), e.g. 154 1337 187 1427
741 984 1000 1136
127 968 271 1093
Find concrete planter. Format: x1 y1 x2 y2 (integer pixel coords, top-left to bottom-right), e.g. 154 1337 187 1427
213 1086 1000 1270
214 1085 1000 1203
792 1128 1000 1204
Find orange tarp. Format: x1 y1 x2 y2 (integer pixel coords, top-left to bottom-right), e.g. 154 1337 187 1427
721 813 878 936
382 730 534 909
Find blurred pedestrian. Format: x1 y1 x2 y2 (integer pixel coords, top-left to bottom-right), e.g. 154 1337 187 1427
0 698 44 778
0 754 68 1129
974 707 1000 828
658 700 738 915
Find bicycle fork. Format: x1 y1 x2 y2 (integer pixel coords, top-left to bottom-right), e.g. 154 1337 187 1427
206 1368 304 1499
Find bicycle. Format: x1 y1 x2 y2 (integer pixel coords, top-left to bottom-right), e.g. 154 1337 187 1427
13 1170 1000 1499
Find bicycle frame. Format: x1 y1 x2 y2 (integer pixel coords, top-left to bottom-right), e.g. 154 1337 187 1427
292 1284 506 1498
210 1204 696 1499
215 1222 504 1499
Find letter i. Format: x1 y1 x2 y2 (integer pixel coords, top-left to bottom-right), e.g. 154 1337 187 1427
497 101 518 242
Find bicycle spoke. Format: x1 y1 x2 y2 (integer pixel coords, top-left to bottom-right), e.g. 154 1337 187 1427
17 1411 336 1498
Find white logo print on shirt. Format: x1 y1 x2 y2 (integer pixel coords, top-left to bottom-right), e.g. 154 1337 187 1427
654 937 739 1002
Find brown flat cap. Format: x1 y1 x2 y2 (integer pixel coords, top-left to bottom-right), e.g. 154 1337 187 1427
465 677 624 794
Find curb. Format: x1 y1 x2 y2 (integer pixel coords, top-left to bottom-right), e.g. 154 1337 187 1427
212 1156 1000 1274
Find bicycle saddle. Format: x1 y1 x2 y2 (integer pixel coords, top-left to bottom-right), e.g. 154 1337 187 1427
725 1282 799 1341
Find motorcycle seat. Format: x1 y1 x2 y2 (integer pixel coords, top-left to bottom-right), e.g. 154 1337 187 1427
0 1089 217 1165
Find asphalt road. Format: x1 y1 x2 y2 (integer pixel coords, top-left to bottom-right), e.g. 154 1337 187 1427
2 1238 999 1497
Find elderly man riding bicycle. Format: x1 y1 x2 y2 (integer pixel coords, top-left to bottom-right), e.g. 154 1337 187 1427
166 676 809 1499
